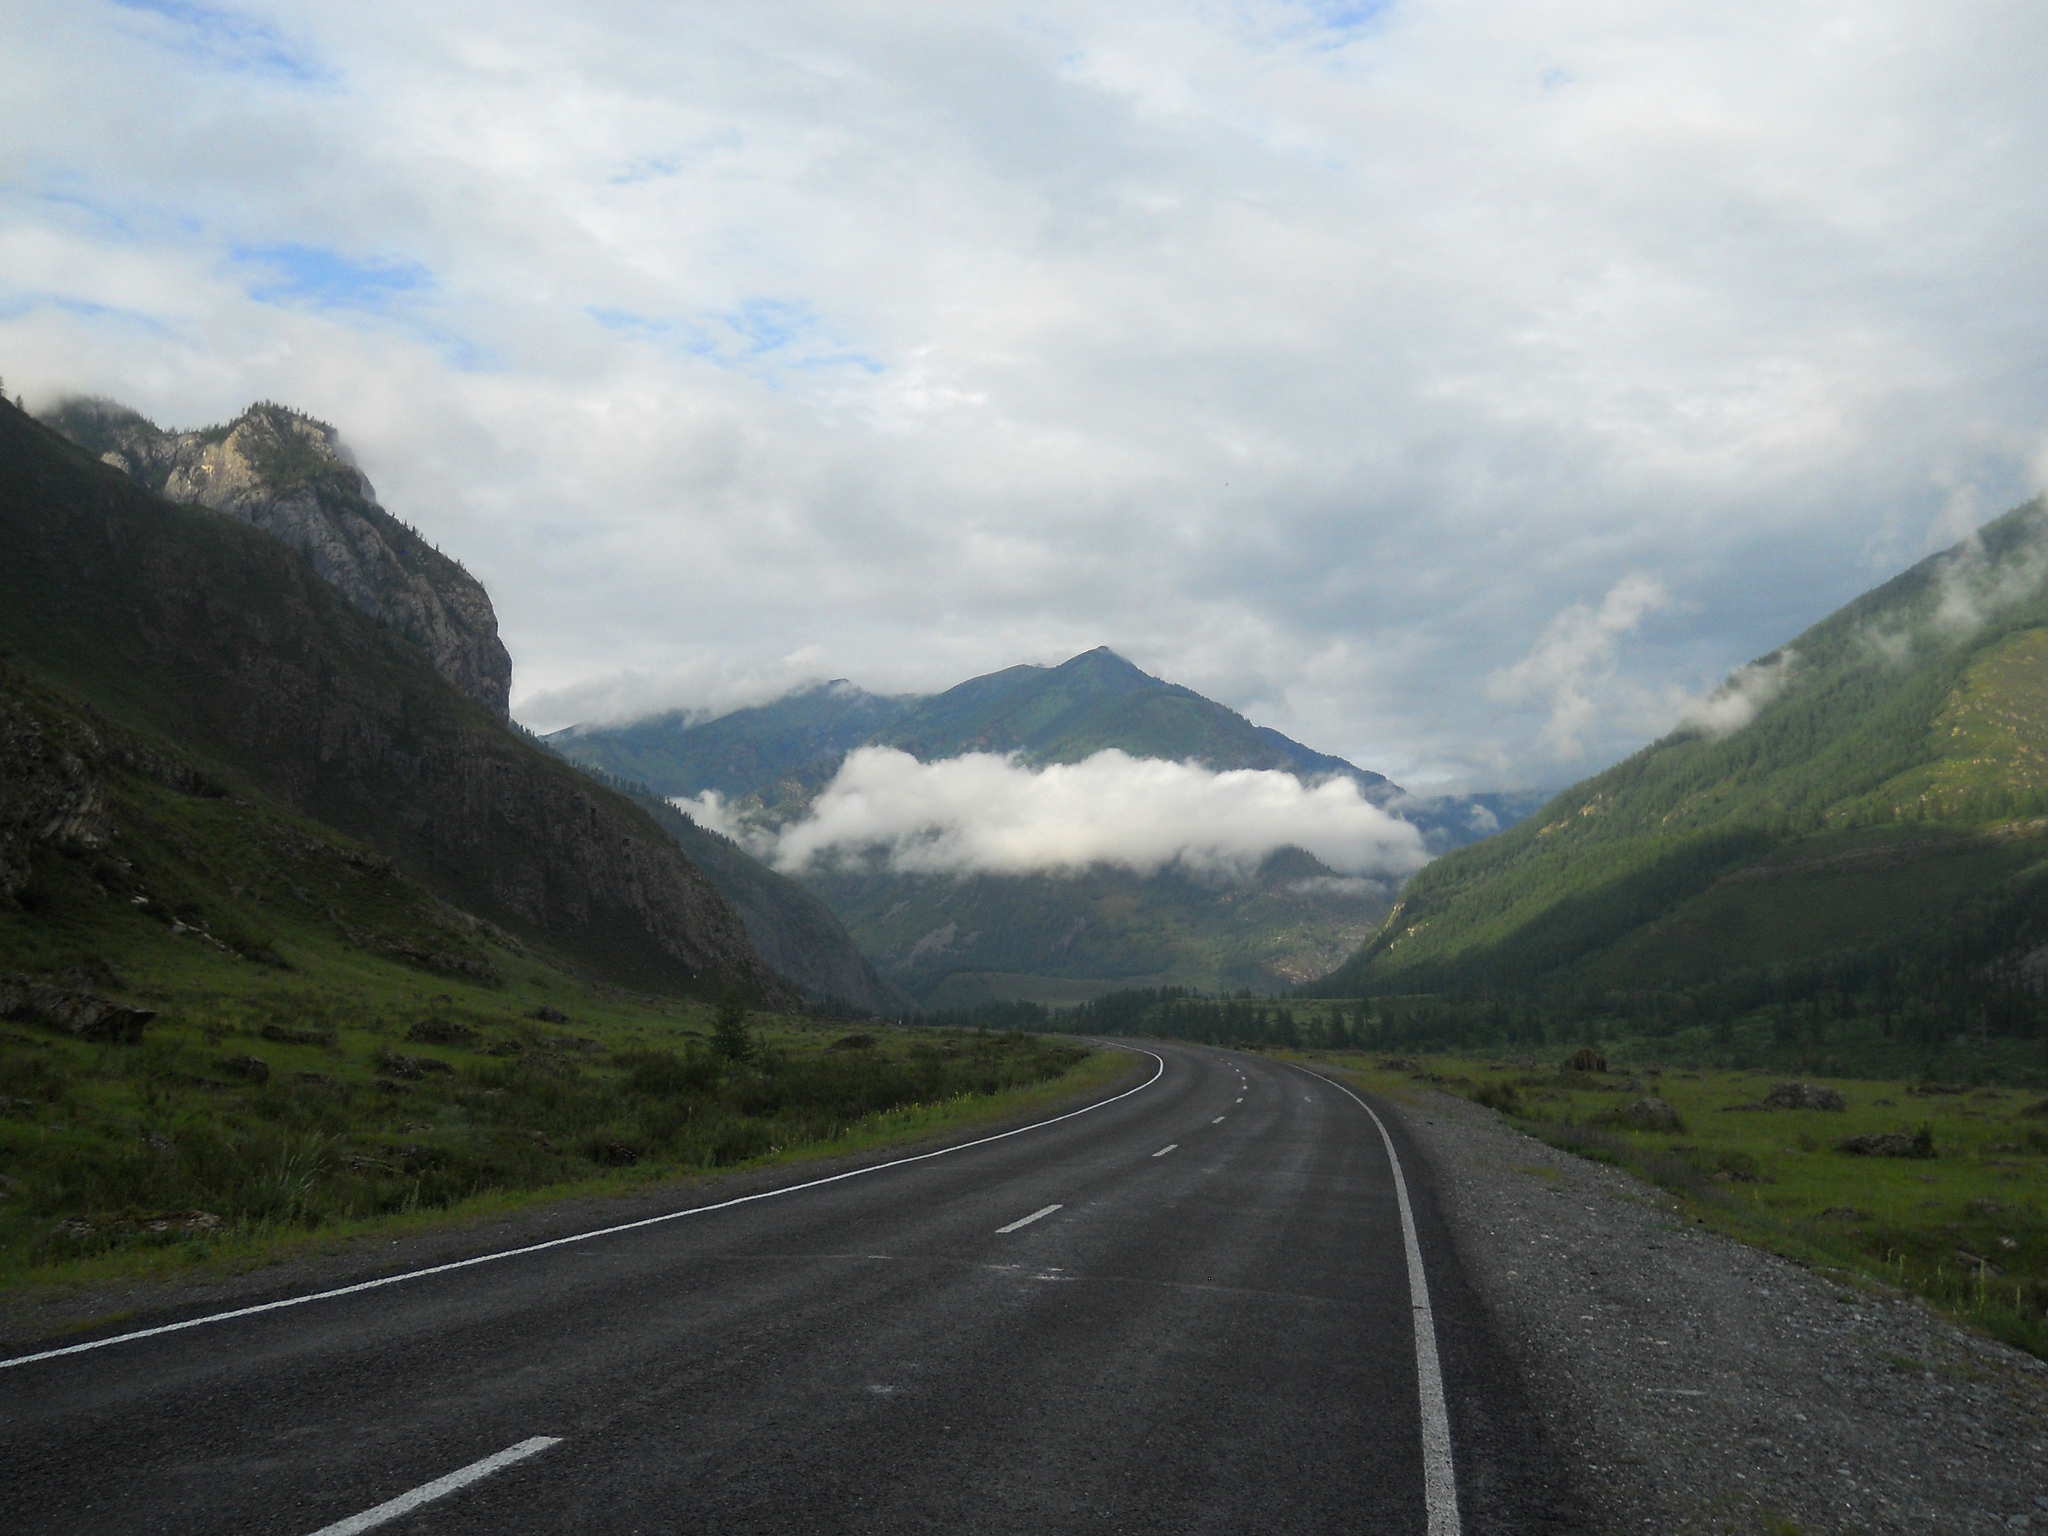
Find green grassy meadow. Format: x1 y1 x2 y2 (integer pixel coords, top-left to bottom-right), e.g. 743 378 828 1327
1294 1050 2048 1360
0 926 1112 1293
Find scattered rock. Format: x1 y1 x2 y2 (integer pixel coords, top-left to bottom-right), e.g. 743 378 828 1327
405 1018 478 1047
1562 1047 1608 1073
1618 1097 1685 1133
1764 1082 1846 1111
0 975 155 1042
372 1077 412 1094
1838 1130 1933 1158
2019 1098 2048 1118
376 1051 453 1079
211 1054 270 1084
260 1024 335 1046
532 1006 570 1025
482 1039 524 1056
1817 1207 1869 1220
0 1096 35 1115
832 1032 877 1050
1378 1057 1422 1071
1906 1082 1968 1096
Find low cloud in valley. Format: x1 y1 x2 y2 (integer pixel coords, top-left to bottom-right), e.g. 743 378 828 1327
679 748 1429 883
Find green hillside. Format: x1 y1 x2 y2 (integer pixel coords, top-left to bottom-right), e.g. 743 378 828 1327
0 400 784 1003
1314 498 2048 1035
804 846 1392 1001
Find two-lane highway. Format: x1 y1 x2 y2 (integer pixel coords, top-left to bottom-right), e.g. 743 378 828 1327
1 1043 1574 1533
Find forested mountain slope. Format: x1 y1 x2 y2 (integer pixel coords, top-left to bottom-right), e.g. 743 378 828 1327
0 400 789 1003
1315 498 2048 1014
44 397 513 718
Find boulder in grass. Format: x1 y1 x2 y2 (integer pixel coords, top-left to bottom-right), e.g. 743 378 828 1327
2020 1098 2048 1119
405 1018 478 1047
0 976 154 1042
1763 1082 1845 1111
1838 1129 1934 1158
1619 1096 1685 1133
1562 1047 1608 1073
212 1054 270 1084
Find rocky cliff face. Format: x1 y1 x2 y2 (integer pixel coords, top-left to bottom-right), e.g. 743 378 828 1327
0 403 792 1006
43 398 513 719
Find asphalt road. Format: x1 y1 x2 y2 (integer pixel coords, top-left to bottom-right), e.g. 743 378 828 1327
1 1042 1577 1534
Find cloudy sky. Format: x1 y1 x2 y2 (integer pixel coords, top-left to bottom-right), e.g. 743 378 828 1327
5 1 2045 790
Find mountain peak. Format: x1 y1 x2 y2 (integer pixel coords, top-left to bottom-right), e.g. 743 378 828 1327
43 394 512 719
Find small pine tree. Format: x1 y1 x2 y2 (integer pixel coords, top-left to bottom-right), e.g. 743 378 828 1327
711 993 756 1063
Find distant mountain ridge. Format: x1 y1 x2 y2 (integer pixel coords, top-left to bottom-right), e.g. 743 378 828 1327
552 647 1394 814
550 646 1533 1000
43 397 513 719
1314 496 2048 1011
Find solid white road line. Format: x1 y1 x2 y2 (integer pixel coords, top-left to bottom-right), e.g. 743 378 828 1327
1 1049 1167 1372
1152 1144 1177 1157
996 1204 1062 1234
1289 1064 1462 1536
305 1436 562 1535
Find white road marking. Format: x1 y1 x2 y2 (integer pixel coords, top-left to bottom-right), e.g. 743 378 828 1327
1152 1144 1177 1157
1288 1063 1462 1536
305 1436 561 1535
1 1049 1167 1372
1236 1097 1243 1103
996 1204 1062 1233
1212 1116 1225 1123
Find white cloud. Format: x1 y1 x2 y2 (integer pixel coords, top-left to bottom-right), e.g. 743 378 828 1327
521 649 837 733
679 746 1428 882
5 2 2048 782
1674 648 1798 738
1487 574 1671 758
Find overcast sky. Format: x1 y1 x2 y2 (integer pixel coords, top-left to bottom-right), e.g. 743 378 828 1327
5 1 2045 790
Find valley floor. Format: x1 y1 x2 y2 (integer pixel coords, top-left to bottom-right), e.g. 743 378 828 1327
1370 1080 2048 1535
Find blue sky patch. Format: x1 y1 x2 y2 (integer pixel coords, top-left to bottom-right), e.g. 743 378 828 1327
112 0 329 84
590 299 883 379
237 244 432 311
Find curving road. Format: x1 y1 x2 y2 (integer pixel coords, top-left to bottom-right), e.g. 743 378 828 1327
0 1042 1575 1534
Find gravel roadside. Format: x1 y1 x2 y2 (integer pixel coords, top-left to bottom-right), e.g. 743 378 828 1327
1388 1085 2048 1535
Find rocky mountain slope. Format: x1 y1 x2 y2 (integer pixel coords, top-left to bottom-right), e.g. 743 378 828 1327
43 397 513 719
0 399 789 1004
1315 497 2048 1010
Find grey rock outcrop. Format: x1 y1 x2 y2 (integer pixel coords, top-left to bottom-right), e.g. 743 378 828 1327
43 398 512 718
1764 1082 1846 1111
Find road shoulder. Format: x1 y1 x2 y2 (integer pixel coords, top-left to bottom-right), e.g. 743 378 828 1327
1382 1087 2048 1535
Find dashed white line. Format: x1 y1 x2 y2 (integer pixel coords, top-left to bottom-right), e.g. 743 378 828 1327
1152 1144 1177 1157
996 1204 1062 1234
1211 1116 1225 1124
2 1049 1167 1372
1236 1097 1243 1103
305 1437 561 1535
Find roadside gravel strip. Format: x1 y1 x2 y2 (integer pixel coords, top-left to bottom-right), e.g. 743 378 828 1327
1385 1085 2048 1535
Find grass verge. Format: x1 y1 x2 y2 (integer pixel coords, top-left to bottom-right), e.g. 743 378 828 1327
1281 1047 2048 1362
